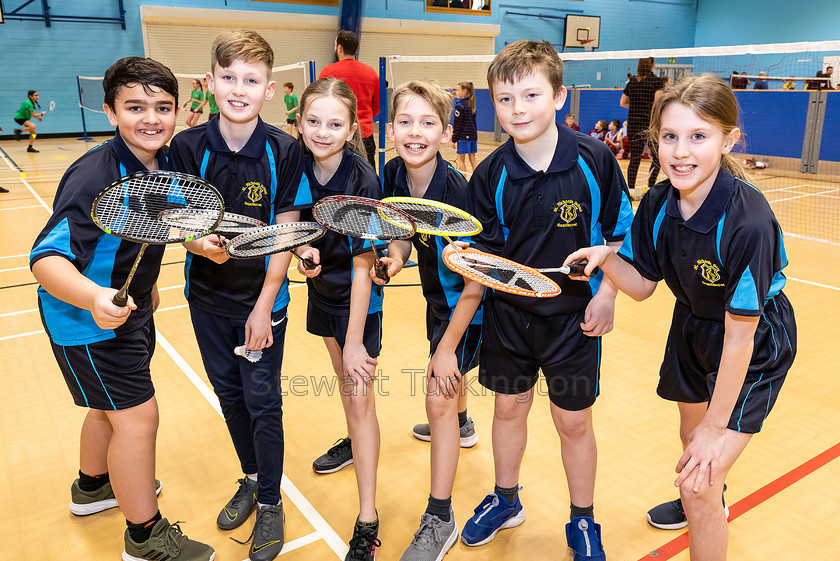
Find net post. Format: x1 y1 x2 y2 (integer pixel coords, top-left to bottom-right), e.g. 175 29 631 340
76 75 93 142
378 56 387 182
308 60 316 86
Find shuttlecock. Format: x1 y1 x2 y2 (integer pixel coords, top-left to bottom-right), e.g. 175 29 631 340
234 345 262 363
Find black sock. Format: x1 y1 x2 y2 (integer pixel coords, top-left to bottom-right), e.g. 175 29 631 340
494 484 519 505
570 503 594 520
127 511 162 543
426 495 452 522
457 410 468 427
78 470 109 492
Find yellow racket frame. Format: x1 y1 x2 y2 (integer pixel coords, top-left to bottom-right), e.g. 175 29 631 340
381 196 482 237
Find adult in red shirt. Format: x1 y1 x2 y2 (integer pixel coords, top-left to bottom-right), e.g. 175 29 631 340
319 30 380 169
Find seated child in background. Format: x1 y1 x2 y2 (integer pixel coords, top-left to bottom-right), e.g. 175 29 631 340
588 119 607 141
605 119 622 157
563 113 580 131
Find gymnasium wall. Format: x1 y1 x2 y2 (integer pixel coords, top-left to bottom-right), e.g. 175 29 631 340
695 0 840 46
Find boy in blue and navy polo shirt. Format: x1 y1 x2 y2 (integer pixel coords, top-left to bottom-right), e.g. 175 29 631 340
30 57 214 561
458 41 633 561
377 80 486 561
169 30 312 561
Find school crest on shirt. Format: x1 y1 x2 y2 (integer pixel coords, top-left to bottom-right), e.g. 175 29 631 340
553 199 582 228
418 233 431 247
243 181 267 207
695 259 724 287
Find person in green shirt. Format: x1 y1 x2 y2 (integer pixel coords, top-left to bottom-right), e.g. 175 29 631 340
14 90 46 153
204 78 219 121
283 82 299 136
183 79 206 128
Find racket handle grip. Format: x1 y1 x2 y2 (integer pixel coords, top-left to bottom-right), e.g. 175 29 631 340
302 257 316 270
112 288 129 307
565 260 597 277
374 259 390 284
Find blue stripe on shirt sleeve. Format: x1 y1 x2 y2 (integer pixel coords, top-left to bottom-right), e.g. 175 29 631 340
731 265 760 311
31 217 76 262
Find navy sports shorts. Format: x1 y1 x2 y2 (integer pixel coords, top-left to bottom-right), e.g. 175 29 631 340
14 118 27 126
427 305 482 375
50 319 156 410
657 295 796 433
306 299 382 358
456 140 477 155
478 293 601 410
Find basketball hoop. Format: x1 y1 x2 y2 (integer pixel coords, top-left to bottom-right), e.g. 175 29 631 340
580 39 595 52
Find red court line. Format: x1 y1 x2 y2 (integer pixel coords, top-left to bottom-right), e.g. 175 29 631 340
637 441 840 560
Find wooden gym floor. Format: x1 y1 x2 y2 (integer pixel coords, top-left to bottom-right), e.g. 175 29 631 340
1 130 839 561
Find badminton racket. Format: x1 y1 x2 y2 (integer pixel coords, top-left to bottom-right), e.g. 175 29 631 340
91 170 224 306
380 197 482 240
224 222 326 270
312 195 416 283
160 208 266 237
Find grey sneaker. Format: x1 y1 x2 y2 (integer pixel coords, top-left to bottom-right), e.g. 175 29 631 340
249 503 285 561
399 510 458 561
312 437 354 474
217 477 259 530
122 518 215 561
412 417 478 448
70 478 162 516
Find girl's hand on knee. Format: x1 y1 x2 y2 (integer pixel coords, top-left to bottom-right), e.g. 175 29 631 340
675 423 726 492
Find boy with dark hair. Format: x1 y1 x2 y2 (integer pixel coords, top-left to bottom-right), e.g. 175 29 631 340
170 30 313 561
458 40 633 561
30 56 214 561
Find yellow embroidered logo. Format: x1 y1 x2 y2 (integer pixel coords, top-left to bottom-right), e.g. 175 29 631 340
694 259 724 286
418 233 431 247
553 200 582 228
243 181 267 207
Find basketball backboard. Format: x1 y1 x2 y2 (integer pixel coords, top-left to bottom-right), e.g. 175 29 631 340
564 14 600 50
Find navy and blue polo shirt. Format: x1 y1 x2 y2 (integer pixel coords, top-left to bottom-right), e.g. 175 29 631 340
301 150 383 315
383 153 482 325
618 170 789 320
468 122 633 316
30 130 170 346
169 117 313 318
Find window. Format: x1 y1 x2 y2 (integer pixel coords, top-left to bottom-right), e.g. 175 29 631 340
253 0 339 6
426 0 491 15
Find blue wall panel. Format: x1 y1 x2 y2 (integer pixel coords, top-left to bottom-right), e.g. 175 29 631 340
819 93 840 163
578 90 627 136
734 91 809 159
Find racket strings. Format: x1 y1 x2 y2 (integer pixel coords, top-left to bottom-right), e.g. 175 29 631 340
94 175 222 242
387 202 478 236
448 251 559 294
226 223 326 258
314 199 414 240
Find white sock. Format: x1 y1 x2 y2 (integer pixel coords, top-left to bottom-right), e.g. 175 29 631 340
247 474 258 482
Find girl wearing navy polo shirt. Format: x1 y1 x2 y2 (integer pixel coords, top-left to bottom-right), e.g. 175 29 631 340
294 77 385 561
566 74 796 561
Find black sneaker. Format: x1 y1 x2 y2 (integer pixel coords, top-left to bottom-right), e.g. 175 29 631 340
27 146 39 153
313 437 353 474
345 519 380 561
646 484 728 530
217 477 259 530
249 503 284 561
13 129 21 140
0 186 9 193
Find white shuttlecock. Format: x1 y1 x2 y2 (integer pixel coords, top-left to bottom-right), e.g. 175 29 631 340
234 345 262 363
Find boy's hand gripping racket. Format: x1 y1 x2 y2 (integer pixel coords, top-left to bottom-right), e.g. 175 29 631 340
312 195 416 284
91 170 224 307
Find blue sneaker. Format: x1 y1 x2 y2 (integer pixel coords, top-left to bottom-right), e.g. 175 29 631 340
565 516 606 561
460 492 525 547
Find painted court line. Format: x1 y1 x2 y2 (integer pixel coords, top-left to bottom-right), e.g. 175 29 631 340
638 441 840 560
155 331 348 559
6 152 346 559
